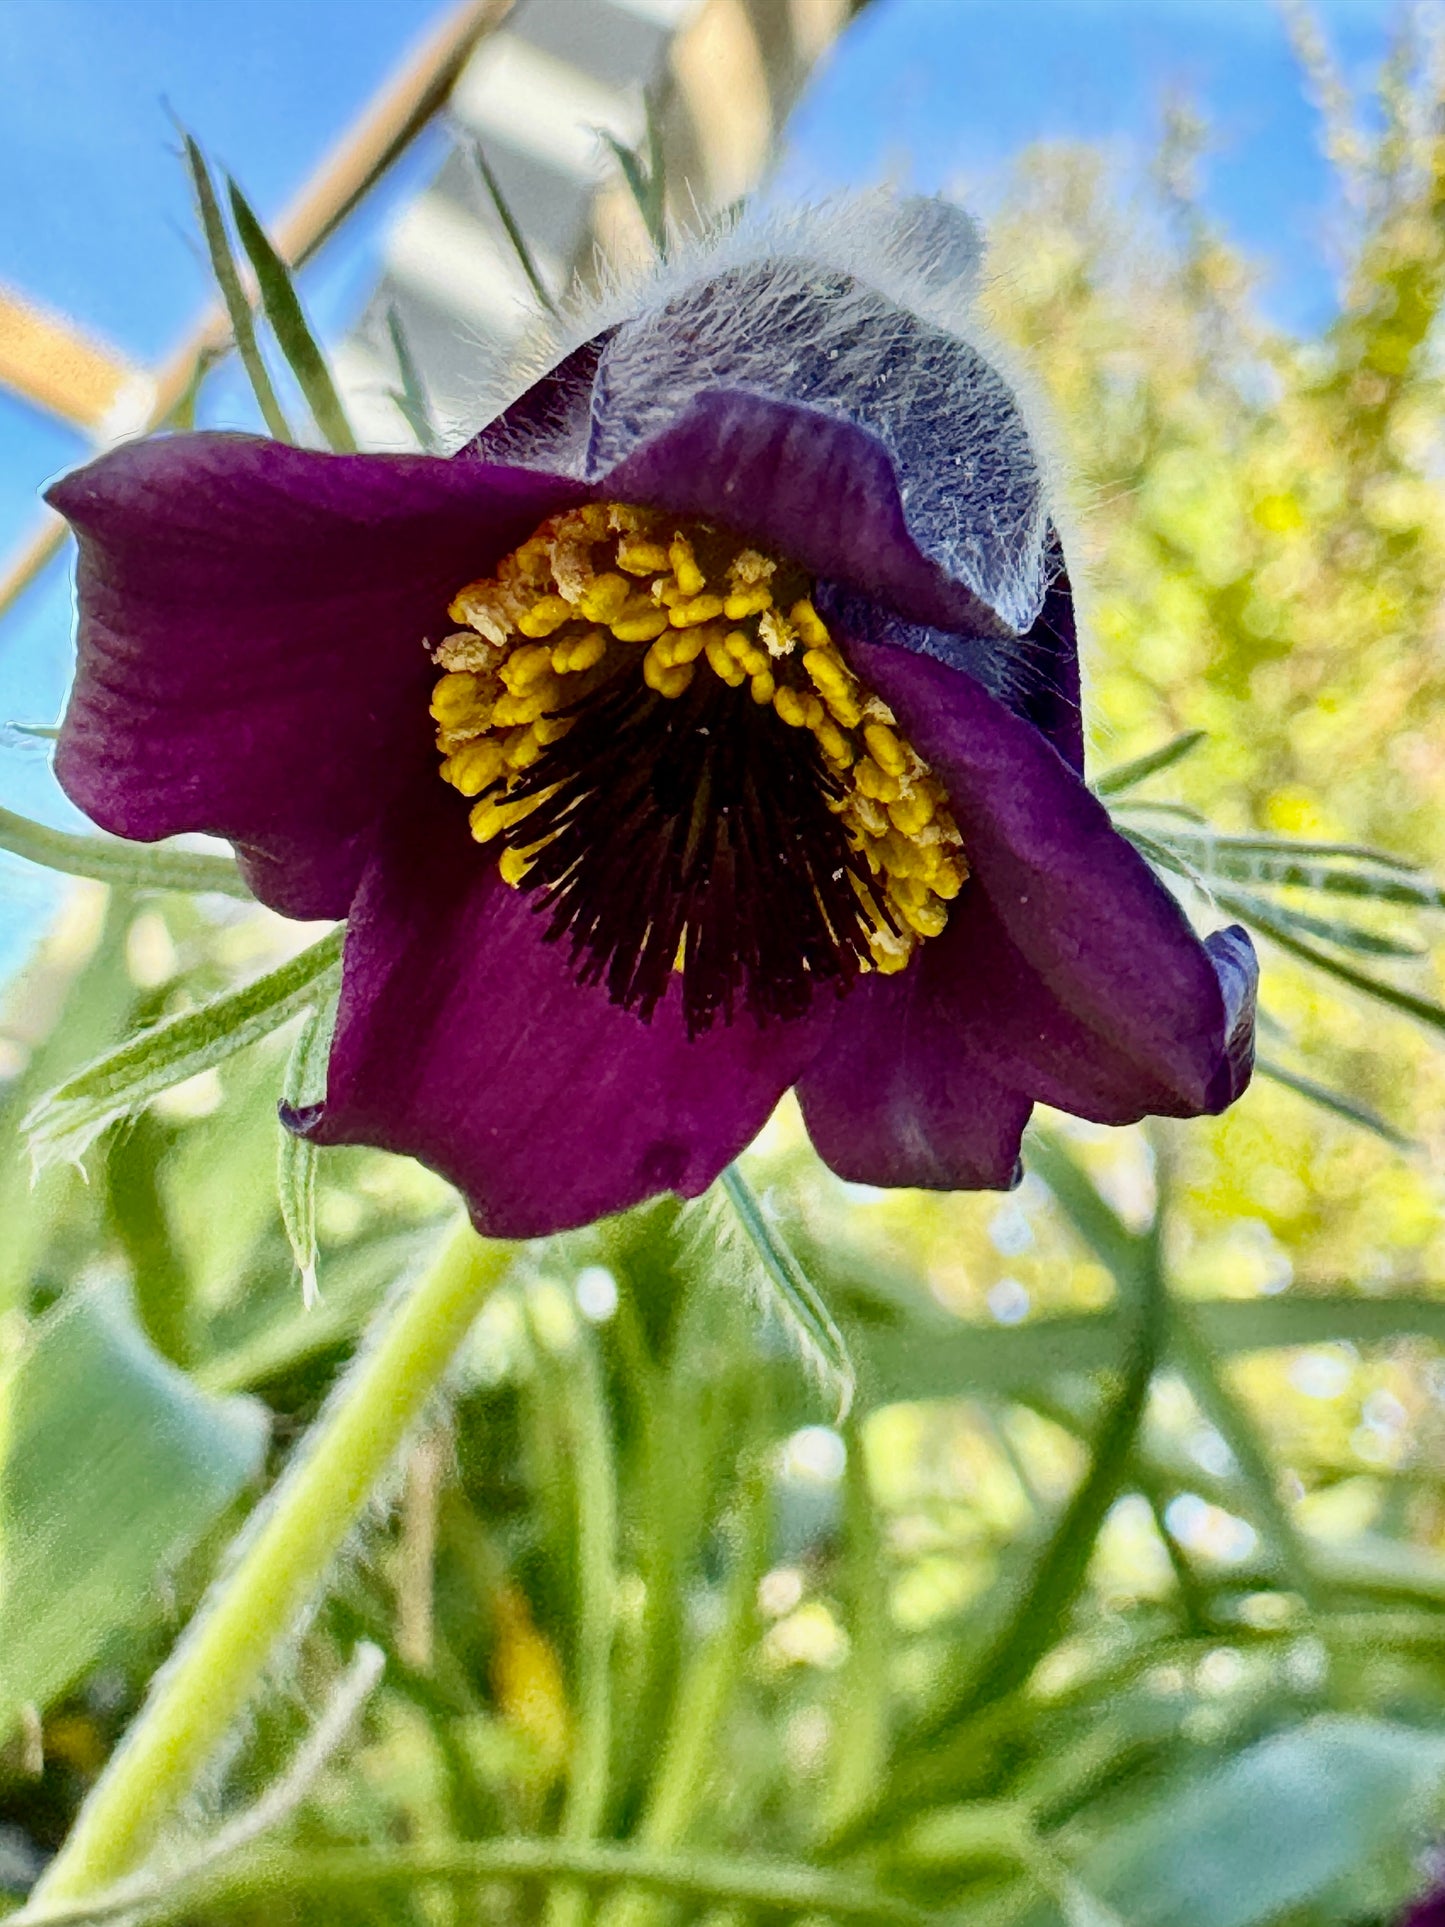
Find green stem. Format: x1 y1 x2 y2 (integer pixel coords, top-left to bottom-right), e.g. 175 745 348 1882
1170 1303 1325 1608
545 1326 619 1927
0 804 251 897
28 1220 513 1907
17 1839 941 1927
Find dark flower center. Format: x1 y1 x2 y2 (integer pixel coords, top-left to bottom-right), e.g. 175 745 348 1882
430 505 967 1035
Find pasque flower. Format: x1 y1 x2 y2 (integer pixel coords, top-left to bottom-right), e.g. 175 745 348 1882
48 196 1256 1237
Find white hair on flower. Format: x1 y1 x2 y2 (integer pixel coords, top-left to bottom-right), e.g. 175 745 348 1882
461 191 1072 649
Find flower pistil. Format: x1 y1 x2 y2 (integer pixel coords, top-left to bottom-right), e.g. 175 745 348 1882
430 505 969 1035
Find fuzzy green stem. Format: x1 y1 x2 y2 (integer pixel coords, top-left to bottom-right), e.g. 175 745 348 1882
29 1219 512 1908
545 1328 619 1927
17 1839 943 1927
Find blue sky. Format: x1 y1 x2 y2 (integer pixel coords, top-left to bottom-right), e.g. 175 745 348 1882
0 0 1400 973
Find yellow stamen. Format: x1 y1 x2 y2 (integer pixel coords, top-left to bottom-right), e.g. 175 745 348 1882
431 502 970 984
669 534 706 595
669 593 725 628
576 573 631 623
515 595 573 638
617 536 671 575
643 648 696 698
443 738 506 796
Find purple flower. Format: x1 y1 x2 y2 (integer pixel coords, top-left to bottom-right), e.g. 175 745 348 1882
1402 1890 1445 1926
47 197 1256 1238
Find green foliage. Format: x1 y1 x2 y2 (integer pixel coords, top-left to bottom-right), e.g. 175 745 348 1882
0 1283 267 1742
22 929 343 1169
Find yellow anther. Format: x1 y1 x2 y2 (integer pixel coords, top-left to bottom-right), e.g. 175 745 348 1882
888 787 935 836
814 719 854 767
500 642 554 693
723 586 773 620
504 725 545 770
655 577 687 606
930 855 968 899
612 609 670 643
669 534 705 595
576 572 631 622
430 670 483 725
823 686 862 729
725 631 769 675
516 595 573 638
863 721 908 777
668 626 711 665
552 629 607 674
802 647 847 692
774 685 810 728
847 792 889 838
750 668 775 705
575 502 613 537
532 713 573 747
759 608 797 657
493 686 554 728
498 846 534 886
469 794 525 843
854 756 901 804
882 837 925 882
643 648 696 698
616 537 671 576
512 535 551 578
705 634 748 686
790 599 830 648
669 593 725 628
869 927 914 974
898 891 949 939
443 738 506 797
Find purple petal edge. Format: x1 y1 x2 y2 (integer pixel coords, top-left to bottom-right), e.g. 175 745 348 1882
50 433 587 919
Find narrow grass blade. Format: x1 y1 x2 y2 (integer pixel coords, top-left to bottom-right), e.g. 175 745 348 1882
919 1134 1164 1725
384 307 441 453
181 135 293 443
277 995 337 1307
470 144 558 315
1256 899 1423 958
227 180 358 452
1167 831 1420 871
1093 728 1206 796
1128 825 1445 910
601 89 668 257
24 930 344 1169
1170 1306 1325 1606
1255 1055 1414 1149
1213 886 1445 1035
0 805 252 897
718 1164 855 1421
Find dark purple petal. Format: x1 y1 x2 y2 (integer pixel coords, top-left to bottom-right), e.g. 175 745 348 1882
1401 1889 1445 1927
295 789 831 1238
835 635 1257 1124
797 954 1033 1190
50 433 586 918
